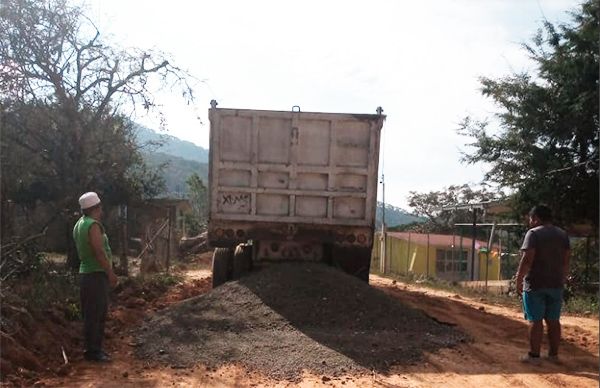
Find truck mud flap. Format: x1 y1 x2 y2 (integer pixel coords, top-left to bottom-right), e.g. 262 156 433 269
212 248 233 288
331 245 372 283
232 244 252 280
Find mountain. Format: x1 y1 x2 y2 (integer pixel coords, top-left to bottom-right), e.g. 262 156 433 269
143 151 209 196
134 124 209 164
134 124 209 195
375 202 425 227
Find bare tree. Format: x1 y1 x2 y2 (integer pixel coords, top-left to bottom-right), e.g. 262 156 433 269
0 0 192 117
0 0 194 268
0 0 193 205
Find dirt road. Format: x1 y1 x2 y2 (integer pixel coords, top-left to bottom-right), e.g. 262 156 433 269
368 276 599 388
34 258 598 388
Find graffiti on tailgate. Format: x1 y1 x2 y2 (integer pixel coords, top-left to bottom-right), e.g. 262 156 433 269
219 192 251 213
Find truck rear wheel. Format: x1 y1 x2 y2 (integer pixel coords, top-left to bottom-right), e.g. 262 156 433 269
212 247 233 288
332 245 372 283
232 244 252 280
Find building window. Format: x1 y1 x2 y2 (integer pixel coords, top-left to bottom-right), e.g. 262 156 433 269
436 249 468 274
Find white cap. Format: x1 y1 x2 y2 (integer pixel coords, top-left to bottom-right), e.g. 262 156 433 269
79 192 101 210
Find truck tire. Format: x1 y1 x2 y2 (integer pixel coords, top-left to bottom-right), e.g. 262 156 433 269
332 245 372 283
232 244 252 280
212 247 233 288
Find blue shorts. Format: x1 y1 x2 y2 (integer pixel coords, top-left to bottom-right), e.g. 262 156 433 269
522 288 563 321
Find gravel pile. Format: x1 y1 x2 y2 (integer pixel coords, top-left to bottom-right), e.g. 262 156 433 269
134 263 467 379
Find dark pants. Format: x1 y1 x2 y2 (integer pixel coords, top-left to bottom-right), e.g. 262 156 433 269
80 272 109 355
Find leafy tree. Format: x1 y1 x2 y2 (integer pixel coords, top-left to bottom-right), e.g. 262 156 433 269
568 237 599 292
458 1 599 229
406 184 504 233
184 173 208 236
0 0 192 242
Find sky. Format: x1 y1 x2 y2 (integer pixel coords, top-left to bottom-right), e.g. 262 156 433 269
85 0 580 210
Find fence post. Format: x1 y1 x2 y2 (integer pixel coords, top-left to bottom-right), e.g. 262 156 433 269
452 232 456 272
118 204 128 276
498 233 502 280
379 229 386 274
470 209 477 281
585 236 591 285
426 233 430 278
459 231 464 280
406 232 411 275
166 206 175 273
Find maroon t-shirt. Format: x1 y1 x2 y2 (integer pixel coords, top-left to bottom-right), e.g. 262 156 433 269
520 224 570 291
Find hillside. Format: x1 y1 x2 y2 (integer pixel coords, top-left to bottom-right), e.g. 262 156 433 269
134 123 209 195
134 123 209 164
143 151 209 196
375 202 425 227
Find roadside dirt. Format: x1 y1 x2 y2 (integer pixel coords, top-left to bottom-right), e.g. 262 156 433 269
5 252 598 388
368 276 599 388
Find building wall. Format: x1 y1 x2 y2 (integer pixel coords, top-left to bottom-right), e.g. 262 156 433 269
372 235 435 276
478 250 501 281
372 233 501 281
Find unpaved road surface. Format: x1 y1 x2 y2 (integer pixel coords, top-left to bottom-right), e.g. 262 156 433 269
369 276 599 388
29 256 598 387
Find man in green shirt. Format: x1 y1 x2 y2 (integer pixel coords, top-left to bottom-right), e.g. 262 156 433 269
73 192 118 362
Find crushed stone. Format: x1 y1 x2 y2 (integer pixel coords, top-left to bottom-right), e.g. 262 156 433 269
134 263 467 380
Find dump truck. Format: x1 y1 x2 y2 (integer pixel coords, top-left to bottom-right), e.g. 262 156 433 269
207 100 385 287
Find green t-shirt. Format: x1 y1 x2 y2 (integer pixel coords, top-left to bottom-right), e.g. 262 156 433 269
73 215 113 274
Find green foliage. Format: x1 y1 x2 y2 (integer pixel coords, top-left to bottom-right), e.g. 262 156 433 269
376 202 425 228
183 213 203 236
3 252 80 318
64 300 81 321
149 273 183 288
406 184 505 233
1 233 48 280
458 1 599 227
564 293 599 316
564 237 599 297
0 0 191 231
126 272 183 294
143 151 208 196
183 173 208 235
1 104 165 209
135 124 209 164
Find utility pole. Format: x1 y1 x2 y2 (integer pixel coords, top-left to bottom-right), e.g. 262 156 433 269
118 204 128 276
379 173 386 274
377 105 386 275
